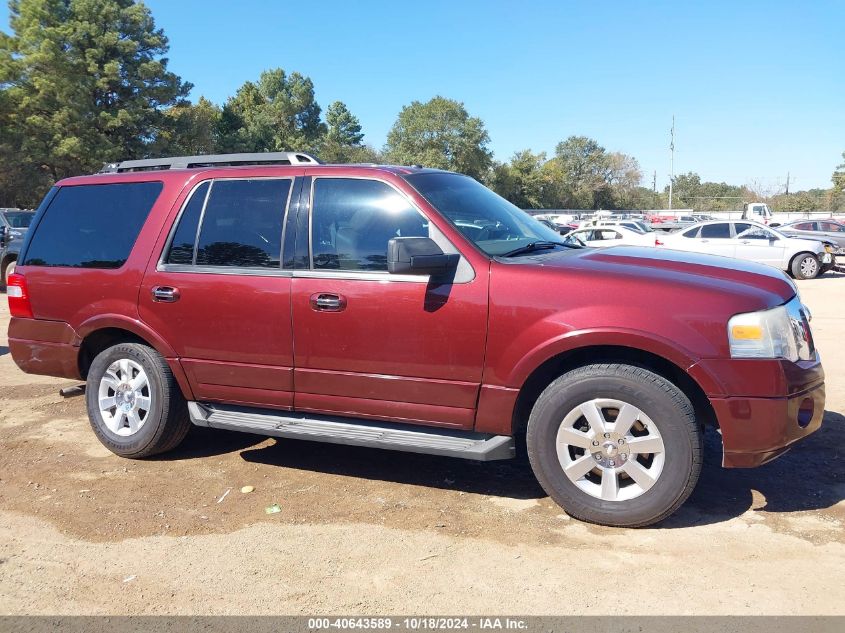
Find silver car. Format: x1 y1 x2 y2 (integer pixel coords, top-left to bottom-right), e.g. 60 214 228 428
779 219 845 255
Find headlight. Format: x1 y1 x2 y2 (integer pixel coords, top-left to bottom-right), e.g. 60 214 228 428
728 298 814 361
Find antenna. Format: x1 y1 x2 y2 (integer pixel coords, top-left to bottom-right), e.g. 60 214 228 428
668 115 675 211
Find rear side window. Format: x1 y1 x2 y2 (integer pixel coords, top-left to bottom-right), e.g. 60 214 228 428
195 179 291 268
700 223 730 239
166 182 210 265
23 182 162 268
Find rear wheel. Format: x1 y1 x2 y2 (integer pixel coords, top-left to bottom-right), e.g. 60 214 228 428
791 253 820 280
85 343 191 458
526 363 702 527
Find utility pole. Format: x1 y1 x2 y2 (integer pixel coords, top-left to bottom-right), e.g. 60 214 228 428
785 172 790 195
652 170 657 193
668 115 675 210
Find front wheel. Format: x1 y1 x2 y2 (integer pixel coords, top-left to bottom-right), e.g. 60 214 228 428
791 253 820 280
85 343 191 458
526 364 702 527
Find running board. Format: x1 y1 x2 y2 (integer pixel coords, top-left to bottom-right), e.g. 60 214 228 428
188 402 515 461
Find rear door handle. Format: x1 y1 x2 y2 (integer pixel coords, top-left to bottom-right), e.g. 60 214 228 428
152 286 180 303
310 293 346 312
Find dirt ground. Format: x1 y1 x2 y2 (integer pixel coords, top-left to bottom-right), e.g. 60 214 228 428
0 274 843 615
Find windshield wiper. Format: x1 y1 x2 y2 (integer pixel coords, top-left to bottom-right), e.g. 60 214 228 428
500 241 567 257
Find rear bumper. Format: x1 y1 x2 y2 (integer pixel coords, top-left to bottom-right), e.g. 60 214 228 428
692 356 825 468
9 317 82 379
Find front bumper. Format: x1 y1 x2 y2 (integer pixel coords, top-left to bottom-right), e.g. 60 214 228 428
690 357 825 468
710 382 825 467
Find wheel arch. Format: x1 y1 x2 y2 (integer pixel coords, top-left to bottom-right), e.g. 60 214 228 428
76 317 193 400
510 344 717 436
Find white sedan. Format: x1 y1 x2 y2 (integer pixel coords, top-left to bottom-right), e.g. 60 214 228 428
566 225 658 248
660 220 832 279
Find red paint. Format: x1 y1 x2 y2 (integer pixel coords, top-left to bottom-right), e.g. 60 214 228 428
8 163 826 470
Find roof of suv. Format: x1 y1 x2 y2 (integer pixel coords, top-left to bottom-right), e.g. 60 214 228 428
55 163 453 188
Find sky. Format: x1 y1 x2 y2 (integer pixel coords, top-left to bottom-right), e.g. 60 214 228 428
2 0 843 191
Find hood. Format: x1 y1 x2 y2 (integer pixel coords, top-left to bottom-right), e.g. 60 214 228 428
534 246 796 307
783 235 825 251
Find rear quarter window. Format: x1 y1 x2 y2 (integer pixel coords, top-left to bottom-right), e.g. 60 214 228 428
23 182 162 269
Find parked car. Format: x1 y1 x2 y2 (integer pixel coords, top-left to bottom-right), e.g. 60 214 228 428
591 219 654 234
650 214 698 232
567 225 658 248
660 220 833 279
778 219 845 256
0 208 35 287
7 152 825 527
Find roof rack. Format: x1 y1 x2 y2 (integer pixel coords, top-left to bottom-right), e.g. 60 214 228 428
99 151 322 174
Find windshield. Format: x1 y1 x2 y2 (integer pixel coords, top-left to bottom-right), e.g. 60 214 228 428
404 173 565 256
2 211 34 229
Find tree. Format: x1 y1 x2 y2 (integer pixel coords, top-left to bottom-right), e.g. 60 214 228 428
150 97 222 157
489 150 547 208
320 100 376 163
833 151 845 193
0 0 191 203
384 96 492 179
218 68 325 153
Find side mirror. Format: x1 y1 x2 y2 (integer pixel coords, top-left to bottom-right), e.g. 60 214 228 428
387 237 460 276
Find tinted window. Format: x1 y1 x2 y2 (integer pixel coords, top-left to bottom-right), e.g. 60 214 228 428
23 182 161 268
681 227 700 238
3 211 34 228
700 223 731 239
311 178 428 271
793 222 814 231
195 179 291 268
166 182 210 265
820 222 844 232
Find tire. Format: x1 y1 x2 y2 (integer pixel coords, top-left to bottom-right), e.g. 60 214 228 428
791 253 820 280
85 343 191 458
526 363 702 527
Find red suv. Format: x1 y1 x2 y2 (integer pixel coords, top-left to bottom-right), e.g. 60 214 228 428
7 152 825 527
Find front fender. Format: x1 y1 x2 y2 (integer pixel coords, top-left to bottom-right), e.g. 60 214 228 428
502 328 703 389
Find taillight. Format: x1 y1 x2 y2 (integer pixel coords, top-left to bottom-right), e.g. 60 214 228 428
7 273 34 319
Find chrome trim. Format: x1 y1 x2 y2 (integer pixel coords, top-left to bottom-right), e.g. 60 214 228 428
155 265 424 283
294 269 429 283
191 180 213 266
159 264 293 277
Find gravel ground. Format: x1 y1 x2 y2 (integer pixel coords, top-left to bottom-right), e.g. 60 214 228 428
0 274 843 615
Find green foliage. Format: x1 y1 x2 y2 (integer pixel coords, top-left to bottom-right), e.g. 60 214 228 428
321 101 376 163
383 96 492 179
150 97 222 157
833 151 845 193
489 150 547 209
0 0 191 204
217 68 325 153
667 172 748 211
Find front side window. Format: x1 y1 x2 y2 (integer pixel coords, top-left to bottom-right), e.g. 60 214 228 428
700 223 731 239
23 181 162 269
194 179 291 268
681 227 700 238
404 172 564 257
793 222 814 231
736 224 775 240
311 178 429 271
